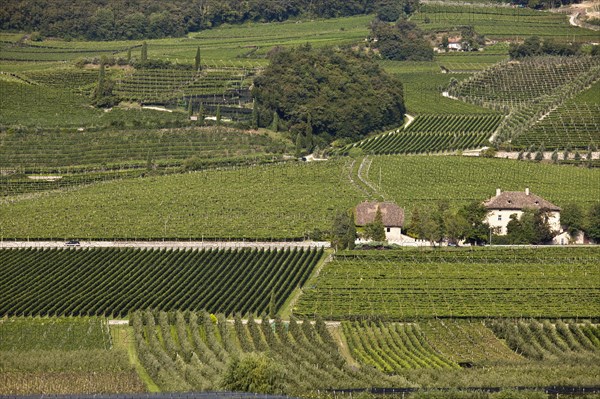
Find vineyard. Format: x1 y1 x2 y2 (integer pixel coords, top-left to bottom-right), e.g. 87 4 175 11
294 248 600 320
0 317 144 395
115 67 256 112
0 247 323 317
512 80 600 150
0 126 288 172
448 56 600 110
489 319 600 361
413 4 598 42
130 310 405 393
347 115 502 155
2 156 599 240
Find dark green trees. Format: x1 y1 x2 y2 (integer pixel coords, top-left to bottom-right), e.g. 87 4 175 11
195 47 202 71
364 206 386 241
331 210 356 250
253 45 405 145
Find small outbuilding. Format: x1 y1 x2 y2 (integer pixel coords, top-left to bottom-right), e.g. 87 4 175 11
355 201 405 241
483 188 561 235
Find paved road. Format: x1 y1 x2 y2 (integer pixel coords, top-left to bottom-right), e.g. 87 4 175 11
0 240 331 249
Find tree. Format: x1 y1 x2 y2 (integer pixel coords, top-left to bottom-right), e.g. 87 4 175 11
216 104 222 125
561 203 583 237
364 206 386 241
251 100 258 130
198 103 205 125
126 47 132 63
195 46 202 71
270 111 279 132
141 41 148 62
551 150 559 163
92 56 117 108
441 35 449 51
295 133 305 157
188 99 194 117
331 210 356 250
506 209 553 244
587 204 600 243
444 211 470 246
407 206 442 245
220 353 285 394
458 201 490 245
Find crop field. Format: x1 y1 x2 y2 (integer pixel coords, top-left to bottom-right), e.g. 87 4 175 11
0 126 287 171
294 248 600 320
0 247 323 317
348 115 502 154
0 317 144 395
3 156 598 239
130 310 406 392
489 319 600 361
448 56 600 109
413 4 598 42
513 80 600 150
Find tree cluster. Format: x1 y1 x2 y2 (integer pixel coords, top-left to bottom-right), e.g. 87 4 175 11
560 203 600 243
509 36 581 59
370 19 434 61
509 0 583 10
407 201 490 246
502 209 554 245
1 0 407 40
331 210 357 250
253 45 406 146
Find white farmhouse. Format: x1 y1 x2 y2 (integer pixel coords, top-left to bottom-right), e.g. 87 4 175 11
483 188 561 235
355 201 405 241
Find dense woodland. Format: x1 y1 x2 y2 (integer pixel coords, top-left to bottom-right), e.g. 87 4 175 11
253 45 406 147
1 0 417 40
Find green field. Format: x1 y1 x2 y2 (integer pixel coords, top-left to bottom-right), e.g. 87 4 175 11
0 247 322 317
2 156 598 239
295 248 600 319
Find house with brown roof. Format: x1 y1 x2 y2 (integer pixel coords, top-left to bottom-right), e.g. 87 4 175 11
354 201 405 241
483 188 561 235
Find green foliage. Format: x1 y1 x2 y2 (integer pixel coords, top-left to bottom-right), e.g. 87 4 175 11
195 47 201 71
371 19 434 61
509 36 581 59
141 41 148 62
588 203 600 243
505 209 554 245
364 206 386 241
220 353 285 394
253 45 405 143
561 203 584 237
331 210 356 250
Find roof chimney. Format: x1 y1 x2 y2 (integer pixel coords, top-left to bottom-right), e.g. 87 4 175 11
525 187 530 196
496 188 501 197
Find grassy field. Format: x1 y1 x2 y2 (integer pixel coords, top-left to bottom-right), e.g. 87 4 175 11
2 156 598 239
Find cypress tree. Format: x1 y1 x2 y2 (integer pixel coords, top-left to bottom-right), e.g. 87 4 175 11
346 210 357 250
96 57 106 101
141 41 148 62
127 47 132 63
216 104 222 125
198 103 205 125
188 99 194 117
270 111 279 132
251 100 258 130
195 46 201 71
295 133 304 157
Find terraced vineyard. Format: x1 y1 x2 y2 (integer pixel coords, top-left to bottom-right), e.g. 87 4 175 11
294 248 600 320
448 56 600 110
489 319 600 361
131 310 405 392
115 67 255 109
348 115 501 154
0 126 287 171
342 321 458 372
513 80 600 150
0 247 323 317
413 4 598 42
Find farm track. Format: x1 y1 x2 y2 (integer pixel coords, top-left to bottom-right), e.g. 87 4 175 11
0 240 330 249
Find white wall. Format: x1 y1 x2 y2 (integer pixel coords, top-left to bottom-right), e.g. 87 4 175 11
385 227 403 241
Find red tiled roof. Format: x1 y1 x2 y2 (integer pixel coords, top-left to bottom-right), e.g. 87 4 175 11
355 201 404 227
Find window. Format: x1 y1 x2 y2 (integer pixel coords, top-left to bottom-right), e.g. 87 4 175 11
498 214 502 221
386 228 391 233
